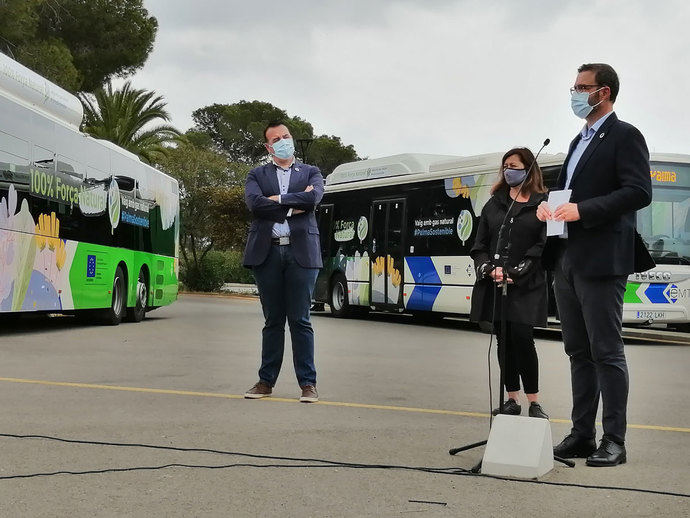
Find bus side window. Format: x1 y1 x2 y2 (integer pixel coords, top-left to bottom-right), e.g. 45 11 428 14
33 146 55 171
29 146 56 226
0 149 31 192
87 166 109 182
51 155 85 242
57 155 84 180
317 205 333 259
83 166 113 247
111 159 142 252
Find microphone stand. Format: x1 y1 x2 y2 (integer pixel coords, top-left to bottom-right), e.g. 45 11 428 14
448 140 574 471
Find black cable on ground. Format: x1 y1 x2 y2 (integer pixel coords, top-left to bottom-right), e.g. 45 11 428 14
0 463 464 481
0 433 458 472
1 433 688 499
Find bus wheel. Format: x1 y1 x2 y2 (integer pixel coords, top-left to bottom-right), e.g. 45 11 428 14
102 265 126 325
329 274 351 318
126 269 148 323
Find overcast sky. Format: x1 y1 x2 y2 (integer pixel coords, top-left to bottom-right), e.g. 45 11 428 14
127 0 689 161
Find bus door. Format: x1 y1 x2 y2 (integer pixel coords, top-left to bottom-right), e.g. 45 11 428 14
370 198 406 309
314 204 334 298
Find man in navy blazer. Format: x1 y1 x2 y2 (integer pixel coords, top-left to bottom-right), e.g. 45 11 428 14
538 64 653 466
243 122 324 403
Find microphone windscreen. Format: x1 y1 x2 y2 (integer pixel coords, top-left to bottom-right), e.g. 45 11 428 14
544 138 551 146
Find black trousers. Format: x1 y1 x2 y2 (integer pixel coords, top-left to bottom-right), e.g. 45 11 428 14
554 250 628 444
495 321 539 394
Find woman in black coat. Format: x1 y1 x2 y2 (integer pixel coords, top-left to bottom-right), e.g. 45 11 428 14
470 147 549 419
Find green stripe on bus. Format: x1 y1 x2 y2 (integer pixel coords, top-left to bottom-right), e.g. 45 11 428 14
69 243 177 310
624 282 642 304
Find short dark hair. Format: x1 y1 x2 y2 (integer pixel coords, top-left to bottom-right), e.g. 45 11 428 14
264 121 288 141
578 63 619 102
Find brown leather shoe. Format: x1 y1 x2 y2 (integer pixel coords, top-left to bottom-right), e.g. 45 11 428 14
299 385 318 403
244 381 272 399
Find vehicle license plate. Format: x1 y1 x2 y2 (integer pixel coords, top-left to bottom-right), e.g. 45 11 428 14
636 311 665 319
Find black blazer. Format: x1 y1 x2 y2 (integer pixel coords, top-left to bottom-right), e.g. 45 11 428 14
543 113 654 276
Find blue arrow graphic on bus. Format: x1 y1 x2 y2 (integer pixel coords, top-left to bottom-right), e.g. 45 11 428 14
644 283 668 304
405 256 441 284
406 285 442 311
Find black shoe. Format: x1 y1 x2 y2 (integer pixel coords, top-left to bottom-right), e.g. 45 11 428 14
492 398 521 416
528 402 549 419
553 434 597 458
586 438 626 467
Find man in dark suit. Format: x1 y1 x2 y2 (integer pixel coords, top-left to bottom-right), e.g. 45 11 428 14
537 63 653 466
243 122 324 403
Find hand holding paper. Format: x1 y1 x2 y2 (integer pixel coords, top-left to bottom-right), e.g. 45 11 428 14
546 189 572 236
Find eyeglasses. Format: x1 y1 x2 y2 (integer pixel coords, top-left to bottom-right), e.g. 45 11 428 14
570 84 601 94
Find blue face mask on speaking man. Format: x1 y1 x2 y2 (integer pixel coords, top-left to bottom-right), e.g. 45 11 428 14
571 87 604 119
270 138 295 160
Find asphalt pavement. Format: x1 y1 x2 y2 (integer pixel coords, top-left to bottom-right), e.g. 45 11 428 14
0 294 687 517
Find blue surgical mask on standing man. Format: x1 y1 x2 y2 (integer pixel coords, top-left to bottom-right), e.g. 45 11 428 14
571 87 604 119
271 138 295 160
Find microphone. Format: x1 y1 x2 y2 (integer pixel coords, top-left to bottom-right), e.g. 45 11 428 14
519 138 550 192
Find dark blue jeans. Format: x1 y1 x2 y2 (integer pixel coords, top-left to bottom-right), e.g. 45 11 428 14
252 244 320 387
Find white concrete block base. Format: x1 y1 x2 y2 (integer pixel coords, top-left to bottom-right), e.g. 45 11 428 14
481 414 554 479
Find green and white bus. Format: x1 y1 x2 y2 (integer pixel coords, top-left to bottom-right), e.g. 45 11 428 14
0 53 179 324
313 151 690 332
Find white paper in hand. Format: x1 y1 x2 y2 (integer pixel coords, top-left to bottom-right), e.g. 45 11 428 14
546 189 572 236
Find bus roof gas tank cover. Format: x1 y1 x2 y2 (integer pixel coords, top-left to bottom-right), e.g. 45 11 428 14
0 52 83 129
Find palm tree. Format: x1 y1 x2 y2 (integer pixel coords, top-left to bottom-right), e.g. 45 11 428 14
80 82 183 163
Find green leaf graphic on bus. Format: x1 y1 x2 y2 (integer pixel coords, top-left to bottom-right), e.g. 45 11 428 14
357 216 368 242
108 179 121 234
457 210 472 245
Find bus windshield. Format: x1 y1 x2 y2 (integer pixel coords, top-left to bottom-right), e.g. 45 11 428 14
637 162 690 265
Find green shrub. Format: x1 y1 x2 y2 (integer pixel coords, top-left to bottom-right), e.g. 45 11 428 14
181 251 226 291
220 250 255 284
180 249 254 291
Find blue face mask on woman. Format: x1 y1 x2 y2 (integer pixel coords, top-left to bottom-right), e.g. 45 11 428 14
270 138 295 159
504 168 527 187
571 87 604 119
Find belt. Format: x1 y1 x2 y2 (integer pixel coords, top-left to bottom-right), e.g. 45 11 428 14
271 237 290 246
